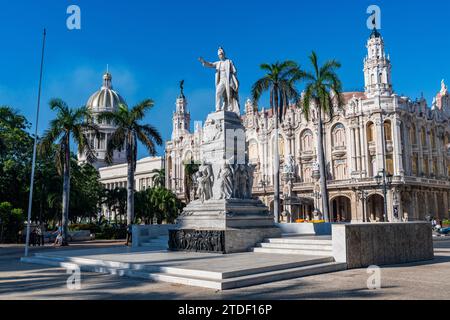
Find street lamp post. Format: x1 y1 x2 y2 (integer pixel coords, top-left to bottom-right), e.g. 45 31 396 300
352 187 369 222
375 171 393 222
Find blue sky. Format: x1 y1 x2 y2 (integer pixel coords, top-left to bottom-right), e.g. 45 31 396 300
1 0 449 158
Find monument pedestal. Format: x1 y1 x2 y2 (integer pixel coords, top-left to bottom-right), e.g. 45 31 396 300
169 111 281 254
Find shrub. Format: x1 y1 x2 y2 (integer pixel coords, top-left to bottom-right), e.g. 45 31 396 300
0 202 25 243
95 224 127 240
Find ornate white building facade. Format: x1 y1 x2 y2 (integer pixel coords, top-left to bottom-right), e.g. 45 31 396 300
166 29 450 223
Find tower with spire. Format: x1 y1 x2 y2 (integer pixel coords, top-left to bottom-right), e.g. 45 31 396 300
172 80 191 140
363 28 393 98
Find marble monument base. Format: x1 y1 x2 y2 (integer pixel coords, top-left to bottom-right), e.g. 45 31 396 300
169 199 281 254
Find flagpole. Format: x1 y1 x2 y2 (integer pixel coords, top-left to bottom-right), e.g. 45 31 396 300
25 28 46 257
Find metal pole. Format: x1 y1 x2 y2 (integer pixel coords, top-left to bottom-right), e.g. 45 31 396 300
25 29 46 257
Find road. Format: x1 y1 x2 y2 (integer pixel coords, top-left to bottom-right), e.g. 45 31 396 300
1 239 449 300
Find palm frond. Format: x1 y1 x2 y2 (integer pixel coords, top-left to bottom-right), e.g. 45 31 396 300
139 124 163 146
49 98 70 115
251 76 271 103
131 99 154 121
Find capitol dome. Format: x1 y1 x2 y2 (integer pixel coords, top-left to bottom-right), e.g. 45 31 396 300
86 72 127 111
78 71 128 170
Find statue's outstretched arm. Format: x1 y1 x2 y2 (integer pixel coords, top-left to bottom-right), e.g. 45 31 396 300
198 57 215 68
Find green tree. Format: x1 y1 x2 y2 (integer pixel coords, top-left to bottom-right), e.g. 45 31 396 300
149 187 181 224
99 101 163 226
0 106 33 211
251 61 301 222
298 52 343 221
0 202 24 243
70 161 103 223
39 99 99 245
103 187 127 223
151 169 165 188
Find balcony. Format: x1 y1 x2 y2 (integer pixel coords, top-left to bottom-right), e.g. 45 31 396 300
300 151 315 162
385 140 394 153
332 146 347 158
368 141 376 156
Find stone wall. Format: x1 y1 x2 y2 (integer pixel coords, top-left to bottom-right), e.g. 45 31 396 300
332 222 434 269
132 224 176 247
225 227 282 254
276 222 332 235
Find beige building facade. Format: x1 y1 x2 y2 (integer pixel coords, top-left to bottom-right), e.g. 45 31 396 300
166 29 450 223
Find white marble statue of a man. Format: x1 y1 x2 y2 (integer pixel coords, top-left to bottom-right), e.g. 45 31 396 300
199 47 240 114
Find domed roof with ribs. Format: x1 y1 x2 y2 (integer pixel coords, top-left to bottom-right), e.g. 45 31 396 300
86 72 126 112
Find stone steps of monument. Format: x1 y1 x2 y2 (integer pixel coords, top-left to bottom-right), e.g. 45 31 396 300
21 254 346 290
266 238 333 246
252 247 333 256
141 236 169 249
252 236 333 256
257 242 333 252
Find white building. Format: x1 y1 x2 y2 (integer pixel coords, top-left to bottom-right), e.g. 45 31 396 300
165 29 450 223
78 71 164 220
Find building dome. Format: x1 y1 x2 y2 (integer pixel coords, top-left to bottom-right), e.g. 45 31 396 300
78 71 128 170
86 72 127 111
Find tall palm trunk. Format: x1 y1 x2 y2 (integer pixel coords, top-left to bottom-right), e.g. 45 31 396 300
61 136 71 245
316 104 330 221
126 138 135 226
273 85 280 223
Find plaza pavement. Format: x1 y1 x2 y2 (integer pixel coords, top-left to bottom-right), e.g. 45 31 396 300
0 239 450 300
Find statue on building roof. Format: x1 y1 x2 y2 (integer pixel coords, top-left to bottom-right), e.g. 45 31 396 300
179 80 185 99
441 79 448 96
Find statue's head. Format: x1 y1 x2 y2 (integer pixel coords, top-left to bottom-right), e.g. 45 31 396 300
218 47 226 60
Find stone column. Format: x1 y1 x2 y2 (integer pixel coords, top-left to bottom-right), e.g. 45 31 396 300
434 192 439 219
393 119 404 175
403 123 411 175
356 126 362 173
360 117 368 176
418 125 424 175
375 117 384 174
351 127 357 173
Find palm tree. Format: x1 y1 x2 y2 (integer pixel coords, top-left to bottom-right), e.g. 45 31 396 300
151 169 165 188
251 61 301 222
39 99 99 245
149 187 181 224
99 101 163 226
298 51 343 222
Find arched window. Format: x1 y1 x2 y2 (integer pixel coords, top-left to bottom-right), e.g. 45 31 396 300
412 154 418 176
431 130 436 149
303 166 313 183
421 128 427 146
248 140 259 164
423 157 429 176
300 130 313 152
367 122 375 143
278 136 285 160
384 121 392 141
332 123 346 148
410 124 417 145
386 156 394 175
333 160 347 180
